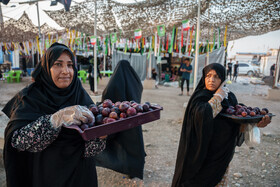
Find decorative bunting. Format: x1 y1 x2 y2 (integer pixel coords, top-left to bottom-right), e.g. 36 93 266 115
134 29 142 40
157 25 165 37
110 33 117 43
168 26 175 53
224 25 228 50
182 19 190 31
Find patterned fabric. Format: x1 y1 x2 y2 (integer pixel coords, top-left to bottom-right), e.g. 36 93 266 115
216 167 229 187
85 138 106 157
11 115 106 157
208 96 223 118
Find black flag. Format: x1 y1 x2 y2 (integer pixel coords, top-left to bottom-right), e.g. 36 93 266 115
56 0 72 11
0 0 10 5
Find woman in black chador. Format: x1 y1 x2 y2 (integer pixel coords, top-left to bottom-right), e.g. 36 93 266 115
2 43 106 187
94 60 146 179
172 63 270 186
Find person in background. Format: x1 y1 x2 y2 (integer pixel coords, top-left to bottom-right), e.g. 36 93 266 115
172 63 270 187
179 58 192 96
88 56 102 95
2 43 106 187
164 67 172 82
227 59 233 80
233 61 239 82
171 66 178 82
177 61 183 88
94 60 146 180
152 68 158 89
270 64 275 76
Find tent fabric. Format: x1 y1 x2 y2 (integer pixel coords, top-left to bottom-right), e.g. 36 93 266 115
1 0 280 42
45 0 280 41
112 50 157 81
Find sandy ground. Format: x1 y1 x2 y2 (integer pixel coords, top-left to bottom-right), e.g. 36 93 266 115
0 76 279 187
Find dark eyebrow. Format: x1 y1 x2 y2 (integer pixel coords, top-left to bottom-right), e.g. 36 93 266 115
55 59 73 63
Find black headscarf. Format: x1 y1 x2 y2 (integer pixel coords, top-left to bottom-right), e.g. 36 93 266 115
2 43 96 187
93 60 146 179
172 63 241 187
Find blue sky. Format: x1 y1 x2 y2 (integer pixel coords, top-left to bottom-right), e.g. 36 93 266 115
227 29 280 58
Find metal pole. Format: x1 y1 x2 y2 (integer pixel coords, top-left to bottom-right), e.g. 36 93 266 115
273 46 280 87
0 3 4 24
94 0 97 93
149 36 152 79
36 2 41 38
193 0 200 91
36 2 41 62
103 37 106 71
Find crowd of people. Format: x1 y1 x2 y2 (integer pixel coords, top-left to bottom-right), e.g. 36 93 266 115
1 43 272 187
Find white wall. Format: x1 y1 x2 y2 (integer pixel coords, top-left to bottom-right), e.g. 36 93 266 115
260 56 277 76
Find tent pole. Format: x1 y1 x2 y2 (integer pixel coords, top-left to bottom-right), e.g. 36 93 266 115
193 0 200 91
273 46 280 88
36 1 41 62
0 3 3 24
103 36 106 71
94 0 97 93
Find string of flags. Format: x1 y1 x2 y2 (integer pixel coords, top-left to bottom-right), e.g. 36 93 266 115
0 21 228 59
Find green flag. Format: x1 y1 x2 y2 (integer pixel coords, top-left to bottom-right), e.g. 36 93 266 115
157 25 165 37
105 36 108 55
168 26 175 53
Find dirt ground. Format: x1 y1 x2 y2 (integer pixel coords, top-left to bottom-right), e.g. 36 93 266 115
0 76 279 187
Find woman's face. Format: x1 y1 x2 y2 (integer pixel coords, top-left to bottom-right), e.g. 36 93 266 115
205 69 221 91
50 52 74 88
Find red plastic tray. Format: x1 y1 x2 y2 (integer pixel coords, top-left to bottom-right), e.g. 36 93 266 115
66 105 163 141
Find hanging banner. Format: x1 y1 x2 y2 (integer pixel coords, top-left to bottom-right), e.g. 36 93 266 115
90 36 97 45
157 25 165 37
110 33 117 43
134 29 142 40
182 19 190 31
168 26 175 53
224 25 228 50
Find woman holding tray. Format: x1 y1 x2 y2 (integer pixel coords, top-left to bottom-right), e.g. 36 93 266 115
94 60 146 179
2 43 106 187
172 63 271 187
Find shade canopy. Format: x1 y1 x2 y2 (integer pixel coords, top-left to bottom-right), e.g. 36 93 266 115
1 0 280 42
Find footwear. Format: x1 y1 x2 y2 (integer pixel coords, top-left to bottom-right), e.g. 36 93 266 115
179 93 183 96
187 92 190 96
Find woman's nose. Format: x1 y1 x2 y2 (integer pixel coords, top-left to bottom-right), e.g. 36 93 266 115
62 65 70 73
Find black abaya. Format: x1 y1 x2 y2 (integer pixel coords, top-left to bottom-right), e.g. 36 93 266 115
93 60 146 179
2 43 96 187
172 63 243 187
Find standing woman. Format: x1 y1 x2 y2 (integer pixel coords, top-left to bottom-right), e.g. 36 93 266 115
94 60 146 179
179 58 192 96
172 63 270 186
2 43 106 187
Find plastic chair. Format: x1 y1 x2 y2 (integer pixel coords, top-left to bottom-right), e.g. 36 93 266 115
7 70 22 83
14 70 22 83
78 70 87 83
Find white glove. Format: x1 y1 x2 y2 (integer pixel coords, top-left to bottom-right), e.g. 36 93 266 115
213 81 229 102
50 105 95 128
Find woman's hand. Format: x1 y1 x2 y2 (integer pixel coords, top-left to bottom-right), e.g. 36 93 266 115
213 81 229 102
50 105 95 128
257 115 271 128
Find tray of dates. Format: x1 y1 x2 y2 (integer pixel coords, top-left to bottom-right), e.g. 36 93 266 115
220 104 275 124
66 99 163 141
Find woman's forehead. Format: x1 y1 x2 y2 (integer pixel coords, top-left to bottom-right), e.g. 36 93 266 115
206 69 217 75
